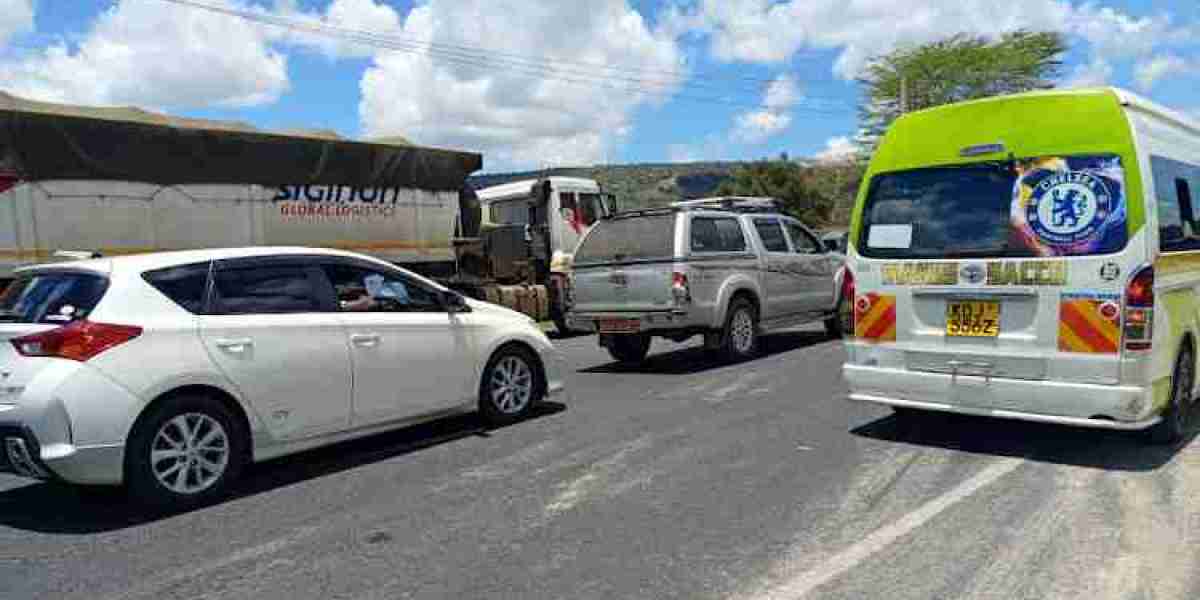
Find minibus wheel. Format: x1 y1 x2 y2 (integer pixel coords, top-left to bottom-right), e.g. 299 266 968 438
1148 346 1194 445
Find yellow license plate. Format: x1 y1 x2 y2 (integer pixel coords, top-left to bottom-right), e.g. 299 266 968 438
946 301 1000 337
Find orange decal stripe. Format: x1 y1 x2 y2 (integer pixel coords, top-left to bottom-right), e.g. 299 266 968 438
1060 302 1118 353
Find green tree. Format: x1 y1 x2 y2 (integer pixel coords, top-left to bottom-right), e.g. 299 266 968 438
716 159 865 228
856 30 1067 154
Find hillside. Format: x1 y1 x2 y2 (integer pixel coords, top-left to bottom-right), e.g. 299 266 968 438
468 162 746 210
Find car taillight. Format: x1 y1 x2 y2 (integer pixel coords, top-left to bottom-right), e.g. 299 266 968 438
11 320 143 361
1124 266 1153 352
672 271 690 304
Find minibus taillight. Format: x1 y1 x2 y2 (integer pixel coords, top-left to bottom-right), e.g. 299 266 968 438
841 267 855 333
1124 266 1154 352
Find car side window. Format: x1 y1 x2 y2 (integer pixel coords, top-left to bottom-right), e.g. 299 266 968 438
323 264 443 313
785 222 822 254
754 219 790 252
212 265 321 315
143 262 210 314
1153 155 1200 252
691 217 747 253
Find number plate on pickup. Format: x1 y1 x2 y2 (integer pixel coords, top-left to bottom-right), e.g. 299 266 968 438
598 318 641 334
946 301 1000 337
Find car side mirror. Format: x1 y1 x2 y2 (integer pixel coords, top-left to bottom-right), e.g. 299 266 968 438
441 290 471 313
823 240 838 253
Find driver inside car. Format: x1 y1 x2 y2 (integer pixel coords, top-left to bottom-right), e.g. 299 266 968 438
339 273 410 311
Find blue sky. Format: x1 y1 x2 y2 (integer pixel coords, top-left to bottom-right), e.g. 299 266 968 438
1 0 1197 172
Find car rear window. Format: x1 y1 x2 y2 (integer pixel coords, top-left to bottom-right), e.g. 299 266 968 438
575 214 675 265
0 271 108 324
859 155 1127 259
143 263 210 314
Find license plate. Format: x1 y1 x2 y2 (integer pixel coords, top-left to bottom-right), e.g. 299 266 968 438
598 318 641 334
946 301 1000 337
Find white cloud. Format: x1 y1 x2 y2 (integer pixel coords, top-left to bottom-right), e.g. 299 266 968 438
815 135 857 162
359 0 685 170
731 74 798 144
732 110 791 144
663 0 1194 84
1064 57 1114 88
0 0 288 108
1135 54 1193 91
0 0 34 47
270 0 403 59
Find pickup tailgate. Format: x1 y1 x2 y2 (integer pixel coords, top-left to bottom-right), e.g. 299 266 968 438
572 262 675 312
571 213 678 313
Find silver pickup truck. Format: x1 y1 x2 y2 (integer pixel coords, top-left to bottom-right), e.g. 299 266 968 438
566 197 848 364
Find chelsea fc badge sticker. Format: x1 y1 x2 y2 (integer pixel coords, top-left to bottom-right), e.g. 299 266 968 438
1025 171 1114 248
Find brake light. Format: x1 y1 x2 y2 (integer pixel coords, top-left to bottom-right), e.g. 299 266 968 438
1124 266 1153 352
672 271 690 304
11 320 143 361
841 267 856 333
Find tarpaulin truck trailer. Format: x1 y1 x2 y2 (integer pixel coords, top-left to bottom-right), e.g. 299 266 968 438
0 92 591 323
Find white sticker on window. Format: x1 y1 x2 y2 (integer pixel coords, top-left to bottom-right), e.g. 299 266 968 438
867 224 913 249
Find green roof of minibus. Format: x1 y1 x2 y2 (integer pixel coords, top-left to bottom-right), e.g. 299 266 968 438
851 87 1144 241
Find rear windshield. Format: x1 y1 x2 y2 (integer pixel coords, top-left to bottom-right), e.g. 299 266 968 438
575 214 675 265
859 155 1127 259
0 272 108 324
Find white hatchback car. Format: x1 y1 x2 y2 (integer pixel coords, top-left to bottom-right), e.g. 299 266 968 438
0 247 566 505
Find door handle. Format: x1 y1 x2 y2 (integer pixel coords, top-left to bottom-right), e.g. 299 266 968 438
350 333 382 347
215 338 253 353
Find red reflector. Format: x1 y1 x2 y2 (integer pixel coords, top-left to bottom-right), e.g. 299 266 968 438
672 272 687 288
11 320 142 361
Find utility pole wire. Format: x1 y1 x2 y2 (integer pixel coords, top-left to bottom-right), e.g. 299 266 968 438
152 0 855 113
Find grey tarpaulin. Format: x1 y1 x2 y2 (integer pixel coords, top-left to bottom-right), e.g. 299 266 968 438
0 92 482 190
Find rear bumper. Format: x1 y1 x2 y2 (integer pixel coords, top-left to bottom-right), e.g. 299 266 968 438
843 363 1159 431
566 310 707 334
0 423 125 485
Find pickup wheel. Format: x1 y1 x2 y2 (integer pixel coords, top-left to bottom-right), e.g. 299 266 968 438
607 334 652 365
720 297 759 362
825 296 849 339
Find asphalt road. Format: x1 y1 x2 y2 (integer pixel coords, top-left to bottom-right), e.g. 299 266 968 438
2 327 1199 600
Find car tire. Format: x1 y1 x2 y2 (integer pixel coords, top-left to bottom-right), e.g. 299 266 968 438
480 345 545 426
720 297 759 362
125 394 247 509
1148 346 1195 445
606 334 652 365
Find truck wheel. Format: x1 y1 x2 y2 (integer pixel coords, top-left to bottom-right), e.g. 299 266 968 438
125 394 247 509
607 334 652 365
1148 346 1195 445
720 297 759 362
479 345 544 426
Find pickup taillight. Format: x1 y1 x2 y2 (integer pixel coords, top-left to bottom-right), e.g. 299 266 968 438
672 271 691 304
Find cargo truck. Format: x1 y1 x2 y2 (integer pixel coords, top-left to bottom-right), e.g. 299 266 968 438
0 93 610 330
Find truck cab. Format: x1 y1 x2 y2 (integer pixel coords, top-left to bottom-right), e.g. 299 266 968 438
467 177 615 332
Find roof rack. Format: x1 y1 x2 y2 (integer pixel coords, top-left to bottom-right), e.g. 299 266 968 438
670 196 783 213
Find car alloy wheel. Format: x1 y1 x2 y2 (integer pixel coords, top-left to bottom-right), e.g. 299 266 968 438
150 413 231 495
490 355 534 415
